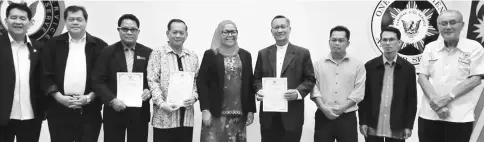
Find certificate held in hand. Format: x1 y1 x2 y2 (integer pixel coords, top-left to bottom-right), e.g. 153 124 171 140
262 77 288 112
166 72 194 107
117 73 143 107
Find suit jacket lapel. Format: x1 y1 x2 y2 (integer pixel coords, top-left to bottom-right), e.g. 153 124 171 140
268 45 277 77
216 53 225 82
115 42 128 72
281 43 295 76
2 34 15 79
133 44 142 72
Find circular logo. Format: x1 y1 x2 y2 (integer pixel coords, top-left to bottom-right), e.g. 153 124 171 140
371 0 447 64
0 0 65 43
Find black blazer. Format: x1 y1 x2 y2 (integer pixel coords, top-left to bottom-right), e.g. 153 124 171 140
92 41 152 123
358 55 417 130
0 33 46 126
197 48 256 117
253 43 316 131
41 32 107 121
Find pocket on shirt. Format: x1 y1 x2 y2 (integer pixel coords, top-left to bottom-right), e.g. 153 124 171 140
427 59 438 74
457 59 471 73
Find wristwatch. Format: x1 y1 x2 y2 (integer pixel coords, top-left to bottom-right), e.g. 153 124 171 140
449 92 456 100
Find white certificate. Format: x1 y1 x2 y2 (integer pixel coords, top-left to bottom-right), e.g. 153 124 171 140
117 72 143 107
166 72 194 107
262 77 288 112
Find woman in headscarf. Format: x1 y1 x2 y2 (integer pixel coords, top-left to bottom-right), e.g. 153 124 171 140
196 20 256 142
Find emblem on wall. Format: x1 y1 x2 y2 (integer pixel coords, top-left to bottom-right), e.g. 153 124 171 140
371 0 447 64
0 0 65 43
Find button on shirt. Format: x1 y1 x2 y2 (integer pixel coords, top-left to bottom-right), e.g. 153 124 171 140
368 56 405 139
63 33 87 96
417 38 484 122
311 54 366 112
276 43 302 99
9 34 34 120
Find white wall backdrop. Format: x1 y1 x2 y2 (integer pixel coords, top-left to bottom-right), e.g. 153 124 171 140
31 0 477 142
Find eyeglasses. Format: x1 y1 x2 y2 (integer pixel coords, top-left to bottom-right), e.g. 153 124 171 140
329 38 347 43
438 20 462 27
222 30 238 36
118 27 139 33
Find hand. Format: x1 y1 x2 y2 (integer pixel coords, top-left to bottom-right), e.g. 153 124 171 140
70 94 89 107
246 112 254 126
431 95 452 111
320 105 339 120
436 107 450 119
256 90 264 101
111 98 127 112
359 125 368 137
53 92 77 108
202 110 212 127
184 96 197 107
161 104 180 112
141 89 151 101
402 128 412 139
284 89 298 101
331 105 345 116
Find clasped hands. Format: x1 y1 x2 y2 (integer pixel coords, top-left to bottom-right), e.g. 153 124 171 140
53 92 93 109
429 93 454 119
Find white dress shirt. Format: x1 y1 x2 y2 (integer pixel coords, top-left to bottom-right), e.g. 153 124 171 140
9 34 34 120
276 43 302 99
63 33 87 96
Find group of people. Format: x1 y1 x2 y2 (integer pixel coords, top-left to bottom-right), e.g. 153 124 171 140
0 2 483 142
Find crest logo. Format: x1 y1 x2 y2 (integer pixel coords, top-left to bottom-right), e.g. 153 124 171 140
0 0 65 43
371 0 447 64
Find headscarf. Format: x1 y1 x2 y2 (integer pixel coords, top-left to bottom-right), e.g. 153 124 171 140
210 20 239 56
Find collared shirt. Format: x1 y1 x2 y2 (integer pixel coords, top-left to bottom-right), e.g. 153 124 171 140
276 43 302 99
417 38 484 122
311 53 366 112
63 33 87 95
368 56 405 139
8 33 34 120
123 44 135 72
147 43 199 129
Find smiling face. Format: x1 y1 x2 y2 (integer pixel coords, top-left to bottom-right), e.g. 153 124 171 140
271 18 291 43
166 22 187 48
117 19 139 46
220 23 238 47
437 11 464 42
5 8 31 37
65 10 87 35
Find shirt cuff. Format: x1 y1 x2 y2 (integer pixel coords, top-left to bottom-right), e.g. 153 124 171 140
296 90 303 100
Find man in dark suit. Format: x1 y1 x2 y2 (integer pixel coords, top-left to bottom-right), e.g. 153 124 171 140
0 3 46 142
92 14 152 142
42 5 108 142
254 15 316 142
358 26 417 142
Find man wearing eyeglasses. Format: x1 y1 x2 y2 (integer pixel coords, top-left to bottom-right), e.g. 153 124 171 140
310 25 366 142
92 14 152 142
254 15 316 142
417 10 484 142
358 26 417 142
41 5 108 142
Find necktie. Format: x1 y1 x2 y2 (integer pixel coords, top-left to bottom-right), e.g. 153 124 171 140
125 48 134 72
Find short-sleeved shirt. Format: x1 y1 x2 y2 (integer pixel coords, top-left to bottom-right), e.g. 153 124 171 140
417 38 484 122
